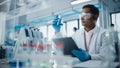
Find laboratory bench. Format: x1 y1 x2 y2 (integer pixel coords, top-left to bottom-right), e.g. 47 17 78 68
0 58 119 68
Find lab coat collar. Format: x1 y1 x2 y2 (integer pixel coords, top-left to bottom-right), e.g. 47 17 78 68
83 26 98 34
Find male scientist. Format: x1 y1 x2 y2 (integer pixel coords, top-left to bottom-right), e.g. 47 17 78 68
52 4 115 62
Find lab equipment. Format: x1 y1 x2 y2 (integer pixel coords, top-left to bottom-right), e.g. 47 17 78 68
0 46 6 59
24 28 30 37
6 47 14 59
72 48 91 62
8 60 25 67
5 39 15 46
14 25 22 31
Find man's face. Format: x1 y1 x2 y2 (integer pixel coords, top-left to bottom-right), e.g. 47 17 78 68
80 8 96 27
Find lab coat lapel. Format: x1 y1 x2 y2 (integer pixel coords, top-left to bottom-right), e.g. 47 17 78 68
89 27 100 54
79 29 86 50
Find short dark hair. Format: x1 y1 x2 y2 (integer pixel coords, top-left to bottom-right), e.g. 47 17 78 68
82 4 99 16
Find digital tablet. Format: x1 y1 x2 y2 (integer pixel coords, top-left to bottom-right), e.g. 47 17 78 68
52 37 79 57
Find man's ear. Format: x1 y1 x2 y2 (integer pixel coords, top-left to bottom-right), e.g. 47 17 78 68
93 15 98 20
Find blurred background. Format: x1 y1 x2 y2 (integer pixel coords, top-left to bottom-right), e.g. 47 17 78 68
0 0 120 68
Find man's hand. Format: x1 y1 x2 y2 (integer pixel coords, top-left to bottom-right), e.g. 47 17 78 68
52 23 61 33
52 15 62 33
72 48 91 62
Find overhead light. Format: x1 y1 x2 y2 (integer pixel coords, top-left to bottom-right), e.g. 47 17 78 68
71 0 91 5
17 0 25 6
28 0 37 3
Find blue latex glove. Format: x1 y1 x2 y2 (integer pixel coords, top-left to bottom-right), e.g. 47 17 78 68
52 23 61 33
72 48 91 62
52 15 62 33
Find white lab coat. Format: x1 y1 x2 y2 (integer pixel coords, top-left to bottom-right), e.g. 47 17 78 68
72 26 115 61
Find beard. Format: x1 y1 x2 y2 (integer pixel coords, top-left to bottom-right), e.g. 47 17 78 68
81 20 96 27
